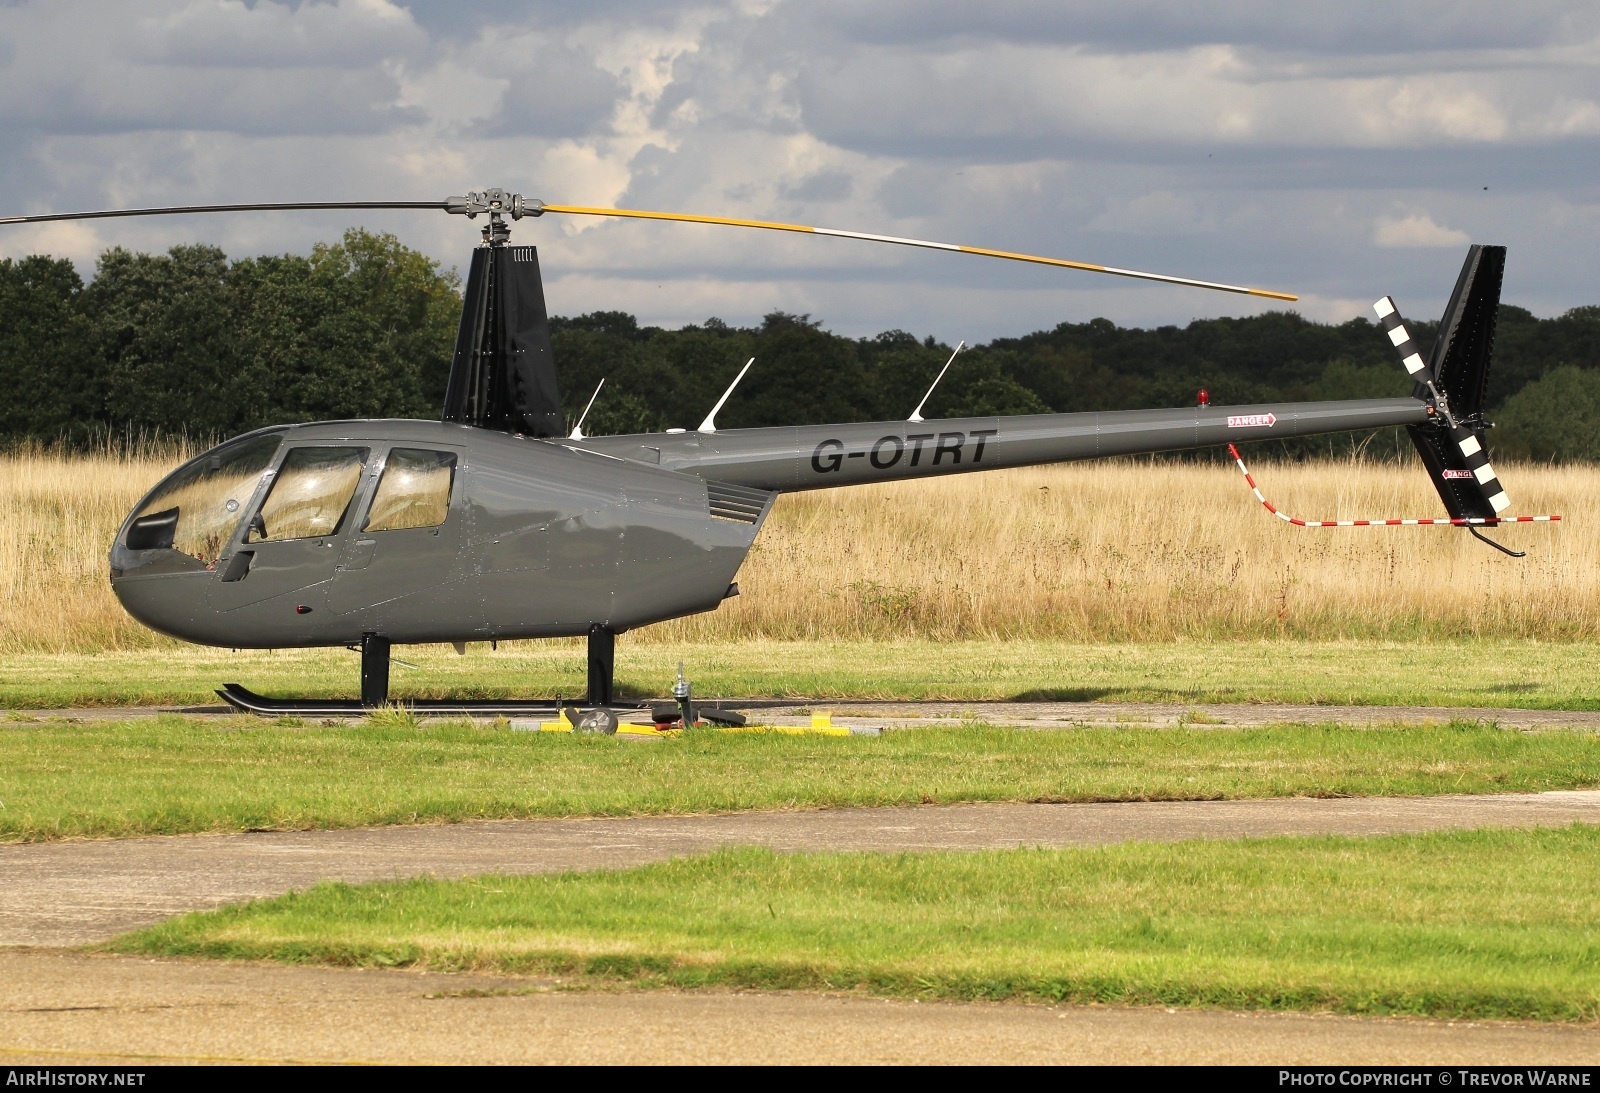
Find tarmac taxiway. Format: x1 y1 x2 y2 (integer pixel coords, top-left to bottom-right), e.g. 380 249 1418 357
6 950 1600 1066
5 703 1599 1064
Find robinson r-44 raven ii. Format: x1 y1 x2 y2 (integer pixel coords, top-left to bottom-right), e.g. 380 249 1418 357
1 189 1547 725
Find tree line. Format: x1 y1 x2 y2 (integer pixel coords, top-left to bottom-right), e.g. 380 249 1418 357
2 230 1597 459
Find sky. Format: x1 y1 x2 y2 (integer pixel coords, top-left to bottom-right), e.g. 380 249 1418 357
0 0 1597 340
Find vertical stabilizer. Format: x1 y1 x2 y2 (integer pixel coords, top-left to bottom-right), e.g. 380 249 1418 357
442 246 490 427
1427 244 1504 420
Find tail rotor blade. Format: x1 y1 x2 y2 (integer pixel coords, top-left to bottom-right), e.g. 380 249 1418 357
1372 296 1435 383
1376 284 1510 518
1446 422 1511 515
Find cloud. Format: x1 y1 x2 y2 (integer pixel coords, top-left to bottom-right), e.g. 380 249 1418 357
790 0 1600 54
2 220 106 269
0 0 1596 341
397 0 697 36
471 41 626 139
1087 191 1214 237
0 1 427 136
777 168 852 202
794 41 1599 161
1373 212 1472 247
136 0 427 68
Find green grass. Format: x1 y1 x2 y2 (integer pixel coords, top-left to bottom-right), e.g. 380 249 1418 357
5 717 1599 842
114 828 1600 1021
3 639 1599 710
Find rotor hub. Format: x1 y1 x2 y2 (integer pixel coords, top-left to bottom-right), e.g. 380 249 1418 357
445 189 544 245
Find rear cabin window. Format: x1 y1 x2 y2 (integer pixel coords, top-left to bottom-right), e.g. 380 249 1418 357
129 433 282 563
363 449 457 532
247 447 368 543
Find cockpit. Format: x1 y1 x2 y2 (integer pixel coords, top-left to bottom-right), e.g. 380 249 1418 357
112 428 463 582
113 429 288 575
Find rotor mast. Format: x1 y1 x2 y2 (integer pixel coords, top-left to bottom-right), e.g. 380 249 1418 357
439 189 562 436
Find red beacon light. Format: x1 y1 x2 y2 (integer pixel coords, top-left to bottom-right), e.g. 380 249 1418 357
1198 389 1210 406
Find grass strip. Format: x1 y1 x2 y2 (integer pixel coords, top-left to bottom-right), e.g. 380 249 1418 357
2 639 1598 711
4 717 1598 842
115 828 1600 1022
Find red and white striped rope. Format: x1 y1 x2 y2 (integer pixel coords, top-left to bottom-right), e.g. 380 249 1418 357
1227 445 1560 527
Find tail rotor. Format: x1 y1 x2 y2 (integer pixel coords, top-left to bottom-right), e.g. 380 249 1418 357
1231 245 1558 554
1372 245 1511 522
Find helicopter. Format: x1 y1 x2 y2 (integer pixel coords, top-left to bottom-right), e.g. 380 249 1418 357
1 189 1537 721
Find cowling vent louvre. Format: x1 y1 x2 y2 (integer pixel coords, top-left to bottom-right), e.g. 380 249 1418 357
706 481 772 524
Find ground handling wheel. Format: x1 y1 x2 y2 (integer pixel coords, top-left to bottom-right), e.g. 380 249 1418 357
574 707 619 735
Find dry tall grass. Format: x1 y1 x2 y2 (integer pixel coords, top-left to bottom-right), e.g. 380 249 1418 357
1 443 200 652
1 447 1591 652
677 457 1596 643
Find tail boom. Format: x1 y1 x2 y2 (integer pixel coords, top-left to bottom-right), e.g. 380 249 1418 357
580 397 1431 493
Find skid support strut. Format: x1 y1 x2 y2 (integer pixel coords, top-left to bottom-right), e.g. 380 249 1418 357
586 625 614 706
361 633 391 707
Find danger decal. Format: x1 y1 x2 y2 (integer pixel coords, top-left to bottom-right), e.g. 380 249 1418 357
1227 413 1277 429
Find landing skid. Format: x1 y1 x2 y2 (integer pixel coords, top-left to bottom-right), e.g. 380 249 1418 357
219 627 753 721
217 684 752 723
215 684 651 718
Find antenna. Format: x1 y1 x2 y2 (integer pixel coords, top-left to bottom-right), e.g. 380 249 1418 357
908 341 965 423
569 378 606 440
698 357 755 434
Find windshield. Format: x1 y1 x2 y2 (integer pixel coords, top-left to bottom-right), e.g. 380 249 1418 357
129 433 283 564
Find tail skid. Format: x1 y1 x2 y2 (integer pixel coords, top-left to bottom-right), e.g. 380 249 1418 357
1227 443 1559 528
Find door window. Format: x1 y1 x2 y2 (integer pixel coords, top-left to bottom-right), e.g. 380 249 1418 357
247 447 368 543
363 449 457 532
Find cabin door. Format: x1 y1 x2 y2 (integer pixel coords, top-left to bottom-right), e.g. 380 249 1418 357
326 446 467 617
208 446 369 611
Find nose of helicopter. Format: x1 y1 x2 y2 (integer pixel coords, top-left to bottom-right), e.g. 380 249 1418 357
109 564 216 644
108 428 289 644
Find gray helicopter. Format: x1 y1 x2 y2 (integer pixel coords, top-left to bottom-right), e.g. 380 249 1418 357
3 190 1527 717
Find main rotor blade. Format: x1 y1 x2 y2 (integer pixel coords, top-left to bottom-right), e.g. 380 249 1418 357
0 201 448 226
538 203 1298 301
0 194 1300 301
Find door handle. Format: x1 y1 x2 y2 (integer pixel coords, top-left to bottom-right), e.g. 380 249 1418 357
341 538 379 573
